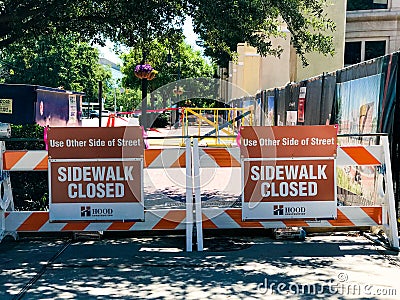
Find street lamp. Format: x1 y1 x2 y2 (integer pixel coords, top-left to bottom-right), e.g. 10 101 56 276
166 52 172 66
166 50 180 81
135 58 158 130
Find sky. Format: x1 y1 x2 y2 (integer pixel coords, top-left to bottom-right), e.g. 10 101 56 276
183 16 203 53
96 17 202 65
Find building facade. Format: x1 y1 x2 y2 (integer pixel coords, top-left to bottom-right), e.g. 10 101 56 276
228 1 347 99
227 0 400 100
345 0 400 66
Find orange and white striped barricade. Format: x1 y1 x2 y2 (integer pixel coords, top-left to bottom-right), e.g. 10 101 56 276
1 148 189 171
4 209 188 232
192 132 399 250
0 138 195 251
0 141 17 241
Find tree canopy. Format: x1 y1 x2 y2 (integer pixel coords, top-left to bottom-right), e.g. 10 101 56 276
0 1 335 67
0 33 112 101
121 40 213 92
120 39 214 110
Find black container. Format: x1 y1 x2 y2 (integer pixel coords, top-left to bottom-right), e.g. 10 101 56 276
0 84 84 126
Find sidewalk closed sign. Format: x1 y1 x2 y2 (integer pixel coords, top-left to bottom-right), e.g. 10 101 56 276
48 127 144 222
240 126 337 220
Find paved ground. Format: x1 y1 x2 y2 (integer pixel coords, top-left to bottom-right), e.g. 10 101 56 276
3 120 397 299
144 168 241 209
1 233 399 299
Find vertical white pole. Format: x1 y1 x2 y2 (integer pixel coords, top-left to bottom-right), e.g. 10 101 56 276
0 140 12 242
381 136 399 249
0 141 6 241
0 210 4 242
193 138 204 251
185 138 193 252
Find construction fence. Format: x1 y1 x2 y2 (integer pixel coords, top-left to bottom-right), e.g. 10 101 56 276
230 52 400 218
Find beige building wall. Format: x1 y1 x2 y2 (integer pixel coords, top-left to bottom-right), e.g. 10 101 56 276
229 44 260 99
228 0 346 97
296 1 346 80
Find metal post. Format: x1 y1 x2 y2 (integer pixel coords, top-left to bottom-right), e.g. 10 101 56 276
141 78 148 130
381 136 399 249
185 138 193 252
114 88 117 114
0 140 17 242
193 138 203 251
98 81 103 127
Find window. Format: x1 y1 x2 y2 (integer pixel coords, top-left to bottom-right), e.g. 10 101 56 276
347 0 388 11
365 41 386 60
344 40 386 66
344 42 362 65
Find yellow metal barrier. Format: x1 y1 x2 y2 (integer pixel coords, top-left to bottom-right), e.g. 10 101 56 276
181 107 254 146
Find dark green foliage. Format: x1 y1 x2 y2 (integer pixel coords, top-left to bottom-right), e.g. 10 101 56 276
190 0 335 67
139 113 169 128
151 113 170 128
6 125 48 211
0 1 335 69
0 33 112 102
121 39 213 92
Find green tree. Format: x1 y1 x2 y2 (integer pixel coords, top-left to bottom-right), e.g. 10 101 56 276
191 0 335 67
103 87 142 112
120 39 214 110
0 1 335 67
0 33 111 101
0 0 185 49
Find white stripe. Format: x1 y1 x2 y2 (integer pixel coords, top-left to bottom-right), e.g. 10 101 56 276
5 212 31 231
11 151 47 171
85 222 113 231
260 221 287 228
227 148 241 164
336 148 358 166
203 209 240 229
305 220 333 227
339 206 378 226
131 210 169 230
39 221 66 232
198 149 219 168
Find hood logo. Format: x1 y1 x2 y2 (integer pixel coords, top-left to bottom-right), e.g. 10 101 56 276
273 205 284 216
81 206 91 217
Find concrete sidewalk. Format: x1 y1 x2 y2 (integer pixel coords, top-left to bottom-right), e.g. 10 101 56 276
1 233 399 299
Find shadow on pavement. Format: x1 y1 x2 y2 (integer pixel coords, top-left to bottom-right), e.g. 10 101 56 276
1 234 399 299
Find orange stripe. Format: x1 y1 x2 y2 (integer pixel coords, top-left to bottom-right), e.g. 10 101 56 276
34 156 48 170
152 210 185 230
17 212 49 231
202 213 219 229
202 149 240 167
62 222 90 231
3 151 27 170
170 153 186 168
341 146 381 165
360 207 382 225
144 149 162 167
225 209 264 228
107 221 136 230
328 209 355 226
